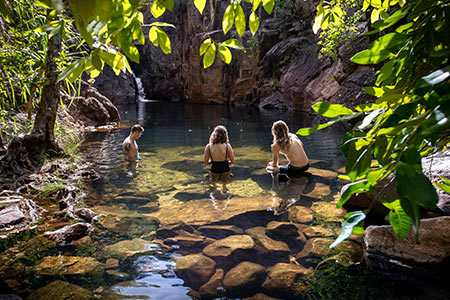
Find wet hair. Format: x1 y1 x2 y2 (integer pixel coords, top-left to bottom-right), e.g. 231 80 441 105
131 124 144 133
209 125 229 144
272 120 290 151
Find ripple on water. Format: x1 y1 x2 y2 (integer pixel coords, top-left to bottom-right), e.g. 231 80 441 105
103 254 191 300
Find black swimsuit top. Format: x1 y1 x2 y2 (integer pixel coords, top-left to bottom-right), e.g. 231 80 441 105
209 144 231 174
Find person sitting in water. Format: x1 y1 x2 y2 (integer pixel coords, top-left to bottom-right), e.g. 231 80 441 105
267 120 309 177
204 125 235 191
122 124 144 161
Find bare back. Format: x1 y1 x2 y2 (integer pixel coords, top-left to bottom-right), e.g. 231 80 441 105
273 133 308 167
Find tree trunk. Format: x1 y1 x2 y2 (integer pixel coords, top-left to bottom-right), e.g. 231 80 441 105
0 33 64 173
31 32 63 153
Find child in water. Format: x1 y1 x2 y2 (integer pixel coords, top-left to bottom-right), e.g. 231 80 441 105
267 120 309 178
204 125 235 191
122 124 144 162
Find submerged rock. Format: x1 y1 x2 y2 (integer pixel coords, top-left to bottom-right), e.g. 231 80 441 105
199 268 225 299
261 263 312 298
223 261 267 298
198 225 244 239
174 253 216 290
104 238 156 260
202 235 256 268
34 256 105 276
27 280 94 300
245 227 290 265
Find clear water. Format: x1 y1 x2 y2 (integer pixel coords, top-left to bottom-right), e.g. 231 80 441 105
79 101 349 299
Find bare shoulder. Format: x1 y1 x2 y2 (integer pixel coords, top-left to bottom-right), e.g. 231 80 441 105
227 143 233 149
271 142 280 151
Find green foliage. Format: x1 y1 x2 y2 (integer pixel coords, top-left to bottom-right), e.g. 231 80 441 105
36 180 65 197
306 0 450 246
435 176 450 193
330 211 365 249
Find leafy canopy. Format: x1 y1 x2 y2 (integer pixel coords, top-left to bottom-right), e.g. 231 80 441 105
305 0 450 247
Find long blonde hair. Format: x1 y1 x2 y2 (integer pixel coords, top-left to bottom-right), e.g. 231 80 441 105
209 125 229 144
272 120 290 151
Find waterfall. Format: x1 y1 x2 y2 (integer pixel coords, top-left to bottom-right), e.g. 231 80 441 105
135 76 147 102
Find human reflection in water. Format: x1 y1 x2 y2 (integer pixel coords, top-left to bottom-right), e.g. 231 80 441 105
268 172 310 215
125 159 139 178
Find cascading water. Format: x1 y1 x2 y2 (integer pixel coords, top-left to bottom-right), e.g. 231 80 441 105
135 76 147 102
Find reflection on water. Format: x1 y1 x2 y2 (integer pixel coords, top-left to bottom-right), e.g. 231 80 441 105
80 101 348 299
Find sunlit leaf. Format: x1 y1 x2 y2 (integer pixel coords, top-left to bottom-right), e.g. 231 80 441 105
203 43 216 68
222 4 235 34
221 38 245 51
235 4 245 37
262 0 274 15
352 49 393 64
200 39 212 56
253 0 262 11
151 0 166 18
249 11 259 36
218 45 232 64
193 0 206 15
149 22 175 28
383 200 411 238
312 102 353 118
313 2 324 34
330 211 366 248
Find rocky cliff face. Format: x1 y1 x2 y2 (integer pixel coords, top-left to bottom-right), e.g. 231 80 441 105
94 0 375 112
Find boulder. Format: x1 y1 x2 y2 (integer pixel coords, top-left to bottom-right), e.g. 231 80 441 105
26 280 94 300
156 222 200 239
265 221 299 241
245 227 291 265
199 268 225 299
261 263 312 298
364 216 450 264
34 256 105 276
174 253 216 290
44 222 94 246
223 261 267 297
202 235 256 268
302 226 334 239
288 206 314 224
198 225 245 239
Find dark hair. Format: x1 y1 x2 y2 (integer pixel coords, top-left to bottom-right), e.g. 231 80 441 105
209 125 229 144
131 124 144 133
272 120 290 151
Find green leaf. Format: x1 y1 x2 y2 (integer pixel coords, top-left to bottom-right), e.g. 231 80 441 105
313 2 324 34
351 49 393 64
416 66 450 89
203 43 216 68
249 11 259 36
218 45 232 64
193 0 206 15
381 103 418 128
91 51 103 71
396 162 439 209
297 119 339 136
253 0 262 11
384 200 411 238
312 102 353 118
369 32 407 52
160 0 175 12
149 22 175 28
95 0 112 22
151 0 166 18
122 43 139 63
330 211 366 248
262 0 274 15
57 58 85 82
400 198 420 233
221 38 245 51
223 4 235 34
418 103 450 136
357 108 383 130
235 4 246 37
400 147 421 166
149 26 172 54
435 176 450 193
200 39 212 56
337 180 370 207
